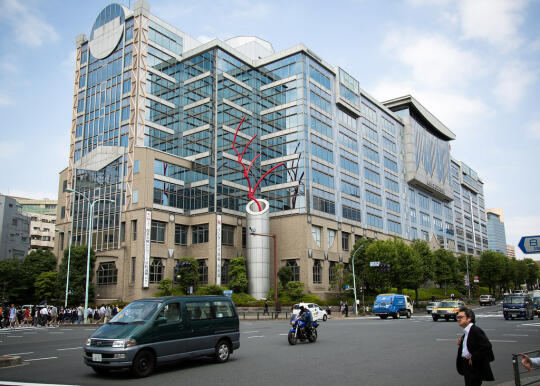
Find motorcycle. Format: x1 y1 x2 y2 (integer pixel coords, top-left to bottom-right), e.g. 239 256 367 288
288 313 318 345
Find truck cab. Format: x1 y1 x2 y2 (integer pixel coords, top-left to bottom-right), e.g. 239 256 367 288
503 294 534 320
373 294 413 319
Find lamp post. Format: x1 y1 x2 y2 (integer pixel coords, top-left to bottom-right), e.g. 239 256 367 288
67 188 114 323
250 231 278 318
351 247 362 316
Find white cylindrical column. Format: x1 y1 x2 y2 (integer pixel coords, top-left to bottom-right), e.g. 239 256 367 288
246 199 270 299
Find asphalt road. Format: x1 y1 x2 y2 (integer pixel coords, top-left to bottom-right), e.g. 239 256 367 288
1 304 539 386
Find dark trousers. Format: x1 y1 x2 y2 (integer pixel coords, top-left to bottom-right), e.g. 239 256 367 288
461 358 482 386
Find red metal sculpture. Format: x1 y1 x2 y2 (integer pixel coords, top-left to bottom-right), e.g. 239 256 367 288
232 116 284 212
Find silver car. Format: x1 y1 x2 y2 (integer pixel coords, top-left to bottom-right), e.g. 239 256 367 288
426 301 441 314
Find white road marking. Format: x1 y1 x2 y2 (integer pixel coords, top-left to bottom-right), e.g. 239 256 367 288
247 335 264 338
436 338 456 341
24 356 58 362
49 332 64 334
504 334 528 336
57 347 83 351
7 336 22 338
60 329 72 331
242 330 259 334
0 382 79 386
490 340 517 343
84 328 96 331
521 323 540 327
279 333 288 336
4 352 34 356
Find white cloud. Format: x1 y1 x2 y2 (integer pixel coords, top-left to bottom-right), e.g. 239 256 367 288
382 30 484 89
0 140 24 158
493 61 537 109
527 121 540 140
458 0 527 50
0 0 59 47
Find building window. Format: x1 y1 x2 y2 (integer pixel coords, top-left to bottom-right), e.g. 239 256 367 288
420 212 430 227
151 220 166 243
192 224 209 244
312 225 321 247
120 221 125 242
150 258 164 283
286 260 300 282
131 220 137 241
329 261 336 282
61 206 66 219
62 180 68 192
411 227 418 240
327 229 336 248
97 262 118 285
313 260 322 284
341 232 349 251
134 160 140 174
421 230 429 241
221 259 229 285
131 257 136 283
198 260 208 285
174 224 188 245
222 224 235 246
242 227 246 248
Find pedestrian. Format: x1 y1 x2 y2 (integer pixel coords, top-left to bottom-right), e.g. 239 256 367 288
263 300 269 316
456 307 494 385
93 308 99 324
520 354 540 371
344 303 349 317
50 306 58 327
9 304 17 328
39 306 49 326
105 305 112 323
451 293 455 300
22 307 31 327
77 304 83 324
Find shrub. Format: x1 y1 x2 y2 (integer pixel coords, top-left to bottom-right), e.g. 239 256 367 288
197 285 227 295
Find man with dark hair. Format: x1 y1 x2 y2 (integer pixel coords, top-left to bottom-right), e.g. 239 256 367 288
456 307 494 385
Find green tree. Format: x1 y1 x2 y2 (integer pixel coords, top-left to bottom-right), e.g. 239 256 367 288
514 260 529 289
175 258 199 294
197 284 226 295
432 248 458 295
411 240 433 303
156 278 173 296
277 266 293 288
57 245 96 306
34 271 58 301
229 257 248 293
329 262 352 301
392 239 423 297
0 258 25 303
364 240 396 293
350 238 375 294
525 258 540 289
286 281 304 301
477 250 506 294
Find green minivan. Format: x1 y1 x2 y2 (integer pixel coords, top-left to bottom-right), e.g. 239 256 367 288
83 296 240 377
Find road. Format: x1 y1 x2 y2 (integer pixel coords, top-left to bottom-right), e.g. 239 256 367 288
0 304 539 385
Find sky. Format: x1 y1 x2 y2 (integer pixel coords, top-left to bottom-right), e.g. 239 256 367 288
0 0 539 259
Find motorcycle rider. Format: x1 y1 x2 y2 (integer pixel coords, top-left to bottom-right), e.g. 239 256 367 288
298 306 313 335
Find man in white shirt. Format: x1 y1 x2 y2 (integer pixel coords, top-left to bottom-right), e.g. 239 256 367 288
39 306 49 327
521 354 540 371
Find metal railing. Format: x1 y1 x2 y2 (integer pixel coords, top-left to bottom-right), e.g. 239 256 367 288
513 349 540 386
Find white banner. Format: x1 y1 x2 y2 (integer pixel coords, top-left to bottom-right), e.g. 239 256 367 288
143 210 151 288
216 215 222 286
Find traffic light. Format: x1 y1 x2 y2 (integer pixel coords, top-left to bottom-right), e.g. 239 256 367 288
379 263 391 273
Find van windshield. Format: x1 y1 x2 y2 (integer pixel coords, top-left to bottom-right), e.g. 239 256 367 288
375 296 393 304
109 301 161 323
504 296 525 304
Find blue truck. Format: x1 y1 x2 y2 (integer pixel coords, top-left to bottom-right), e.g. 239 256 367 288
372 294 413 319
503 294 535 320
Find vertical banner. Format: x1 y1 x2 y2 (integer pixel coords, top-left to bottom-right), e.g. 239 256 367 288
143 210 151 288
216 215 222 286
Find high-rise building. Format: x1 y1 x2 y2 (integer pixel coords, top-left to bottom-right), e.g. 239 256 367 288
0 195 30 260
486 208 507 255
13 197 57 252
506 244 516 259
54 2 488 302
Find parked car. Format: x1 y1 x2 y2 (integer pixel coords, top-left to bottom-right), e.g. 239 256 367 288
426 301 441 314
292 303 328 321
432 300 465 322
84 296 240 377
503 294 534 320
479 295 496 306
372 294 413 319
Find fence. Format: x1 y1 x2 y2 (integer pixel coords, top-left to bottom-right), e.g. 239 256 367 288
512 349 540 386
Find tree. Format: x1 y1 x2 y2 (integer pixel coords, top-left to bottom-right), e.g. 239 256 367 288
350 238 374 295
392 239 423 299
277 266 293 288
329 262 352 301
411 240 433 303
477 250 506 295
432 248 458 294
57 245 96 306
364 240 396 293
525 259 540 289
34 271 58 301
229 257 248 293
175 258 198 294
0 258 25 303
286 281 304 301
156 278 173 296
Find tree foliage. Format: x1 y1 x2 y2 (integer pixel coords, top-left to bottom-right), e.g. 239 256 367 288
34 271 58 301
277 266 293 287
175 258 199 294
286 281 304 301
229 257 248 293
57 245 96 306
329 262 352 300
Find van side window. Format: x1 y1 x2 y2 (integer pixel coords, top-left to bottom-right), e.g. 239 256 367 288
213 301 234 318
186 302 212 320
157 303 182 322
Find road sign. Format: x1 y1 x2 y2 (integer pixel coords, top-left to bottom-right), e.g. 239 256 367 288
222 290 233 297
518 235 540 254
370 261 380 267
474 275 479 283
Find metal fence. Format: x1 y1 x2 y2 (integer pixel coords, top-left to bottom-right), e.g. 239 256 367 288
512 349 540 386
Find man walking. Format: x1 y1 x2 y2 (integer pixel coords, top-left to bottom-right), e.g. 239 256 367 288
456 307 494 385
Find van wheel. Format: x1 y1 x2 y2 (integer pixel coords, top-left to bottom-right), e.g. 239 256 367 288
323 314 327 321
393 313 399 319
406 310 411 319
92 367 109 375
215 340 231 363
380 315 388 319
131 350 155 378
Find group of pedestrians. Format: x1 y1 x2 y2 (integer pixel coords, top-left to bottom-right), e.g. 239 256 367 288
0 303 121 328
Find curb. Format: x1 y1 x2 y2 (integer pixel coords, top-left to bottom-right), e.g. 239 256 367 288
0 356 22 368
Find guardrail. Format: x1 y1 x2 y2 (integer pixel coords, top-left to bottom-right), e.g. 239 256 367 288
512 349 540 386
237 311 291 320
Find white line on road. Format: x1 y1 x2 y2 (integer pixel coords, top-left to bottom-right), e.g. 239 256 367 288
490 340 517 343
504 334 528 336
5 352 34 356
24 356 58 362
60 329 72 331
57 347 83 351
0 382 79 386
7 336 22 338
279 333 288 336
521 323 540 327
49 332 64 334
242 331 259 334
84 328 96 331
247 335 264 338
436 338 456 341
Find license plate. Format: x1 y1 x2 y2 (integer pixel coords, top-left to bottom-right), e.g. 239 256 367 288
92 353 102 362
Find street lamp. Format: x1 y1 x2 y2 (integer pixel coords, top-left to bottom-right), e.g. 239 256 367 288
67 188 114 323
249 229 278 318
350 247 362 316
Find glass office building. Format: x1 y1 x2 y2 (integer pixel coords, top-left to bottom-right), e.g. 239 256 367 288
55 1 488 302
486 209 507 255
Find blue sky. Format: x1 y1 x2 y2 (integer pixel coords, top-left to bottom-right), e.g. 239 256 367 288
0 0 539 259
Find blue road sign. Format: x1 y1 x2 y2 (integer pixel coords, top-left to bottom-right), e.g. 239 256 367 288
222 290 233 297
518 235 540 254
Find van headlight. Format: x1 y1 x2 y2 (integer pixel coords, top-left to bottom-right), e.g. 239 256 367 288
112 339 136 348
86 338 91 346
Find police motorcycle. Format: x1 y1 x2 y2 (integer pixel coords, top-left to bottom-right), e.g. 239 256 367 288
288 312 318 345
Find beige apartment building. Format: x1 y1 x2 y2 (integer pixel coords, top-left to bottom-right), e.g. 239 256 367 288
13 197 57 252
